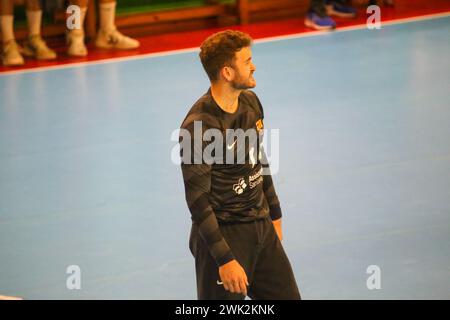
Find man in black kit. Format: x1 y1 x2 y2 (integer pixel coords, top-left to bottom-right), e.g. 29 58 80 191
179 30 301 300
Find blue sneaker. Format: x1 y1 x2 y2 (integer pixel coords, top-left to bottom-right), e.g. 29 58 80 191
304 12 336 31
325 1 357 18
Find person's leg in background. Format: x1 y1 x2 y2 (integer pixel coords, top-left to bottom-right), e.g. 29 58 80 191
66 0 139 57
94 0 139 50
1 0 24 66
305 0 357 30
22 0 57 60
67 0 88 56
325 0 357 18
304 0 336 31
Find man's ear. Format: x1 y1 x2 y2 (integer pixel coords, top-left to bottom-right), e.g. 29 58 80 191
220 66 234 82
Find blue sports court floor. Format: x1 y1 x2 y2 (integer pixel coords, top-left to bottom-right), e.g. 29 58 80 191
1 15 449 299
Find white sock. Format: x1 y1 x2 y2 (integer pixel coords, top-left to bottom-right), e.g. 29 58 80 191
79 6 88 32
99 2 116 32
1 15 14 43
26 10 42 37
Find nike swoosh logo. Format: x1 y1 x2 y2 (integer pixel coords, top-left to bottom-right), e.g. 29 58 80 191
217 280 223 285
227 140 237 150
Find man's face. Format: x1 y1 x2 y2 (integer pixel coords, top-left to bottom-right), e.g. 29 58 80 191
230 47 256 89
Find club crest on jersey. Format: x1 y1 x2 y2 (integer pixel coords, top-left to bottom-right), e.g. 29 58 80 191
256 119 264 132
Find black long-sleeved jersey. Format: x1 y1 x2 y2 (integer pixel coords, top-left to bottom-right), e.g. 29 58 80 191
180 89 282 266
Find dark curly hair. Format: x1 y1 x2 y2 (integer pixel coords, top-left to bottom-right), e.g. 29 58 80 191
199 30 253 82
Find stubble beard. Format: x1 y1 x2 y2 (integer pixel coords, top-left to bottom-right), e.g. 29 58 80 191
232 73 256 90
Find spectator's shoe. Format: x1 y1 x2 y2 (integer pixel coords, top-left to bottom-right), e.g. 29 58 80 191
326 1 357 18
23 35 57 60
95 28 140 50
1 40 25 66
67 29 88 57
304 12 336 31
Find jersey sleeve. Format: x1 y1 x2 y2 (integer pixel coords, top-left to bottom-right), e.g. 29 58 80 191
261 148 282 220
180 119 235 266
247 90 283 221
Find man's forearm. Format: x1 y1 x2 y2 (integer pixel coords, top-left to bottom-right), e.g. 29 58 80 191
181 163 235 266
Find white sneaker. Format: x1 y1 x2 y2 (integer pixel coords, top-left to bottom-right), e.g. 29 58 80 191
67 29 88 57
95 28 140 50
2 40 25 66
23 35 57 60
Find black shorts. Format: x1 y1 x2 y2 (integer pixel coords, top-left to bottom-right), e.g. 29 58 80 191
189 216 301 300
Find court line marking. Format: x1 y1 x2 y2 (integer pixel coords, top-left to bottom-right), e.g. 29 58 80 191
0 11 449 77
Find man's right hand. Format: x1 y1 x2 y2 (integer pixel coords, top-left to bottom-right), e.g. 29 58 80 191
218 259 249 295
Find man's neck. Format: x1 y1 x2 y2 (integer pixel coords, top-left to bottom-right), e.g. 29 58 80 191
210 82 241 114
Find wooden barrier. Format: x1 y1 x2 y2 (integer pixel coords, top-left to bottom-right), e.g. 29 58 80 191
4 0 311 43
